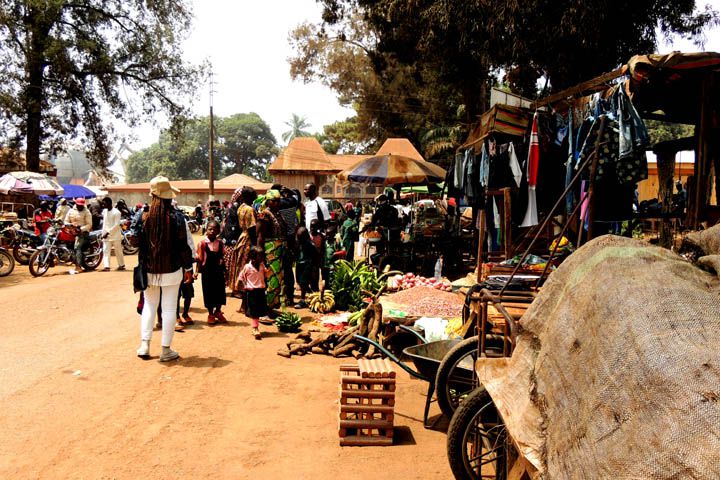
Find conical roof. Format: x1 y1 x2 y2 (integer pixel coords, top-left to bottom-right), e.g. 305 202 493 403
268 137 334 173
375 138 424 162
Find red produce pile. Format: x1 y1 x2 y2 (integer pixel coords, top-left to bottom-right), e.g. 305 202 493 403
387 272 452 291
384 286 464 318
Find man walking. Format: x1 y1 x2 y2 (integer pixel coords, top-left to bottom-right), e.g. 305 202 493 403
100 196 125 271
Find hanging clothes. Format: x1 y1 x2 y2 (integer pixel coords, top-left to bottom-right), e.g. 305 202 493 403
521 113 540 227
507 143 522 188
464 148 479 202
479 142 490 188
565 109 575 216
453 151 465 192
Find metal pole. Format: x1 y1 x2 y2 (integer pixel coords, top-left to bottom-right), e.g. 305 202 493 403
209 104 214 200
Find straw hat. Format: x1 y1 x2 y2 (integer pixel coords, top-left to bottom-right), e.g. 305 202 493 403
149 176 180 199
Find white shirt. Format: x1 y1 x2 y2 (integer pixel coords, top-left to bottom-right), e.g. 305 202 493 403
304 196 330 229
101 207 122 241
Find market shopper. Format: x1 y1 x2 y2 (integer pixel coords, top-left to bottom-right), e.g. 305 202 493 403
238 246 267 339
224 187 258 299
54 198 69 223
294 226 316 309
303 183 330 230
100 196 125 271
176 216 196 328
134 176 193 362
33 201 53 242
277 187 299 306
340 208 359 261
195 220 227 325
256 189 286 310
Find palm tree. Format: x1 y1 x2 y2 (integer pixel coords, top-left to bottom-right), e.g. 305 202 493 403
282 113 312 143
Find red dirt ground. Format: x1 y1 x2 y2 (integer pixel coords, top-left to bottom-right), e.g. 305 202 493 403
0 254 452 479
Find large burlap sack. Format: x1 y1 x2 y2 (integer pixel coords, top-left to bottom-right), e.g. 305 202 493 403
477 235 720 479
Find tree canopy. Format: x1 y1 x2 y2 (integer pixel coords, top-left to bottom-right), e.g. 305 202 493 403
125 113 277 184
0 0 204 172
290 0 718 163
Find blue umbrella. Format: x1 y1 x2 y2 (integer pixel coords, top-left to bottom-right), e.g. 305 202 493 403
38 184 97 200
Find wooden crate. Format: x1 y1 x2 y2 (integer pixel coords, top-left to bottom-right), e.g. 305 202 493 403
338 358 396 446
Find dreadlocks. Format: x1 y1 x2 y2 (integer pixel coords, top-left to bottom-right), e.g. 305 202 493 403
143 195 174 272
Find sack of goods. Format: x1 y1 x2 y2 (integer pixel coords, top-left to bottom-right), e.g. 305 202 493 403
476 234 720 478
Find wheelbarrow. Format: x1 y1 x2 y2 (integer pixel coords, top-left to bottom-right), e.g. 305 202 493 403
354 325 465 428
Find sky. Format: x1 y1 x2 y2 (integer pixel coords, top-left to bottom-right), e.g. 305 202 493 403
129 0 354 150
127 0 720 152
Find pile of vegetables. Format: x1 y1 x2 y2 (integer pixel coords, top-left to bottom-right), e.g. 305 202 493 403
275 311 302 332
331 260 398 311
387 272 453 292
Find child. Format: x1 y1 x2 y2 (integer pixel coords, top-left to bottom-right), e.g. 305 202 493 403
294 226 316 309
322 223 338 285
195 220 227 325
238 246 267 339
340 209 358 261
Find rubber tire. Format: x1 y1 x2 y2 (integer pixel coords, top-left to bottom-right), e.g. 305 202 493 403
0 249 15 276
446 386 504 480
436 335 505 419
122 239 139 255
28 250 49 277
12 244 32 265
80 247 103 271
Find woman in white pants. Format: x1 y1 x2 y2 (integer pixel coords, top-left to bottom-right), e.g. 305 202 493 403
100 196 125 271
133 176 194 362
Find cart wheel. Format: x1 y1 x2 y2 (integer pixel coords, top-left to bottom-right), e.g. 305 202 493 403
436 335 505 419
447 386 507 480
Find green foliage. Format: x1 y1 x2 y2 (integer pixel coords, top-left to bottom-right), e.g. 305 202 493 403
645 120 695 146
275 311 302 333
0 0 204 172
282 113 312 143
291 0 718 158
315 117 377 154
330 260 396 311
125 113 276 183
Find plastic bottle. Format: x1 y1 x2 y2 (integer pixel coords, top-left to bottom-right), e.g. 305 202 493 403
434 255 443 281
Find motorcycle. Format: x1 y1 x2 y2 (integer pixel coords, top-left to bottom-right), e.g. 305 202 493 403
120 219 139 255
0 224 42 265
28 221 104 277
0 247 14 277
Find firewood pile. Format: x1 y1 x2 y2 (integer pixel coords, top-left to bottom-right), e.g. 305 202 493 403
277 301 386 359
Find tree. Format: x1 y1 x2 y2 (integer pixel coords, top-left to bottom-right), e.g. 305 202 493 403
294 0 717 148
217 113 278 180
314 117 377 154
282 113 312 143
0 0 203 172
645 120 695 146
125 113 277 183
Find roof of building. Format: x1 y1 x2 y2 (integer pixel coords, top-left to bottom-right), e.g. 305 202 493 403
375 138 425 161
269 137 423 174
106 176 271 194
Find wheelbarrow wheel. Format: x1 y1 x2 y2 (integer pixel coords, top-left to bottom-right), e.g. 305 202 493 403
447 386 506 480
436 335 505 419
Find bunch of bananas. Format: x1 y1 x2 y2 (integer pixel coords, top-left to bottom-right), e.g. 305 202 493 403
307 289 335 313
275 311 302 332
347 309 364 326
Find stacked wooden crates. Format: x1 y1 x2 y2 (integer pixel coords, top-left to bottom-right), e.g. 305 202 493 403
339 358 396 446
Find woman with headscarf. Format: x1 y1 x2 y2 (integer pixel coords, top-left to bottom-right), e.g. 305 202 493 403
225 186 257 299
134 176 193 362
256 189 286 310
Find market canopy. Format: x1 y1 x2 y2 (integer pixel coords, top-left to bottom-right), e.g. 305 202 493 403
0 174 33 195
336 154 446 186
3 171 64 195
38 183 96 200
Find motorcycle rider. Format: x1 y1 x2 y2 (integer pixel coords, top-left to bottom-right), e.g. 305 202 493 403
101 196 125 271
54 198 69 223
64 197 93 271
33 201 53 243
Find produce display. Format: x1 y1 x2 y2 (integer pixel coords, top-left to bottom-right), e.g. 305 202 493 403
384 286 463 318
387 272 453 291
331 260 398 311
364 230 382 239
307 289 335 313
275 311 303 332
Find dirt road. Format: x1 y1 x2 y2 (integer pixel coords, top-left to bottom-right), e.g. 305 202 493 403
0 254 452 479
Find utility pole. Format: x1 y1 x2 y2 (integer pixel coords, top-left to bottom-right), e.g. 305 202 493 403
208 70 216 200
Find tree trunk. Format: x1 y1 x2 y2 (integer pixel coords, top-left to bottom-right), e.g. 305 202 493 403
23 8 53 173
656 149 676 249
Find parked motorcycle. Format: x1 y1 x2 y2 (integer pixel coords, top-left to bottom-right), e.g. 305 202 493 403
120 219 139 255
0 247 14 277
28 222 103 277
0 224 42 265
